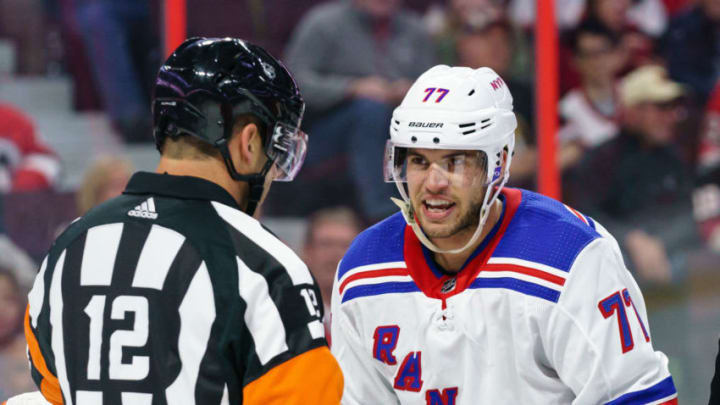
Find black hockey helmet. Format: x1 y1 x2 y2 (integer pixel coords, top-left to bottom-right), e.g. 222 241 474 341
153 37 307 215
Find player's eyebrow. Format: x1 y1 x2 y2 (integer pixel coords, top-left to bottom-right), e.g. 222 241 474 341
407 150 465 159
441 151 466 159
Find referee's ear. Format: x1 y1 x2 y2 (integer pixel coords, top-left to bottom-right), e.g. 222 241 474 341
229 122 264 174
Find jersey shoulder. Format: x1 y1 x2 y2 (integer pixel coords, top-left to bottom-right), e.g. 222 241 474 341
337 212 406 281
494 189 602 273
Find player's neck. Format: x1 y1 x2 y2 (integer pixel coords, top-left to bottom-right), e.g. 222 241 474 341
432 199 503 273
155 156 247 208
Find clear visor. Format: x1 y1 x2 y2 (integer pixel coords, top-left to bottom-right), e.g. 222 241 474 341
383 142 489 186
267 122 308 182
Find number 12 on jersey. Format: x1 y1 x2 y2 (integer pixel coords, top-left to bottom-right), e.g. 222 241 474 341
598 288 650 353
84 294 150 380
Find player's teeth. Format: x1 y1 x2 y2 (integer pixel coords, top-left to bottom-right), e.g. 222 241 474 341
426 200 451 208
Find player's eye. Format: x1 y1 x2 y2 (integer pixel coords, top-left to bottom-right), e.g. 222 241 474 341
438 155 465 173
408 155 428 168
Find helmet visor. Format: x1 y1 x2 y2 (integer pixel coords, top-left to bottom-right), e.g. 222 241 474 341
267 121 308 182
384 141 488 184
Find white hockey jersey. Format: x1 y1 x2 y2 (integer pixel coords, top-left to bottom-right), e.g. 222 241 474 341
331 188 677 405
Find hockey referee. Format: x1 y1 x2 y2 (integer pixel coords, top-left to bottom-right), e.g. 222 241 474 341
6 37 343 405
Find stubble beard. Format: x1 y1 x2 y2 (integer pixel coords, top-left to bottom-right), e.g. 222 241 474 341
421 195 485 239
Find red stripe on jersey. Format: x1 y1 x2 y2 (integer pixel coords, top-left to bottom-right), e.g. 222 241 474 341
339 268 410 294
480 263 566 286
659 398 678 405
403 188 523 299
567 205 588 225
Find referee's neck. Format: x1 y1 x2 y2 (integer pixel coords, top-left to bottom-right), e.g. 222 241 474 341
155 156 248 208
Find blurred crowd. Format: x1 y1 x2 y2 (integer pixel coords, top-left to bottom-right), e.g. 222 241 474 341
1 0 720 401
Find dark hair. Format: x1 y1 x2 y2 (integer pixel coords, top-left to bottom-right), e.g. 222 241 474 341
160 114 266 159
568 19 621 55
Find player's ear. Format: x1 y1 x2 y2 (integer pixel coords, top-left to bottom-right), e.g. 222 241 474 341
500 147 509 172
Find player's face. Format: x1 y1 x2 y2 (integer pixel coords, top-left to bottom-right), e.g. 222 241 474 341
405 148 487 240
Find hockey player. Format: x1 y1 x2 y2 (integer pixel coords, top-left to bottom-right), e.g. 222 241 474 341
9 37 343 405
331 65 677 404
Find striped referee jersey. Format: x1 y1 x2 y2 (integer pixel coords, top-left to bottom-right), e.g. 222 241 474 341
24 172 343 404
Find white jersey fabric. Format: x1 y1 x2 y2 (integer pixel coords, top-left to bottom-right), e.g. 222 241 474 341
558 88 619 148
331 188 677 405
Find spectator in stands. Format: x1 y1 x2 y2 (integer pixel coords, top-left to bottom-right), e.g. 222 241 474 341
572 65 697 284
0 192 37 291
662 0 720 104
693 80 720 252
284 0 435 221
425 0 535 85
76 156 133 215
425 0 507 64
0 267 35 399
302 206 362 335
572 65 701 399
72 0 159 143
559 20 623 171
446 18 536 188
557 0 660 94
508 0 666 36
0 235 36 292
587 0 667 39
0 103 60 193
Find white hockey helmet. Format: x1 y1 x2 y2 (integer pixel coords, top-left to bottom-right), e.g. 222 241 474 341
384 65 517 253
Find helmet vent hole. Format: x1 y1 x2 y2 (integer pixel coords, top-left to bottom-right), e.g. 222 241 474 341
480 118 493 130
468 89 476 96
462 129 476 135
459 122 474 128
394 120 400 125
411 136 418 143
433 137 440 144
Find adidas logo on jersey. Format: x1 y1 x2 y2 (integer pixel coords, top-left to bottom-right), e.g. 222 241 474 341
128 198 158 219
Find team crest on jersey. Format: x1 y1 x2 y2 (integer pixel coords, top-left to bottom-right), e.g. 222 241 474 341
440 278 456 294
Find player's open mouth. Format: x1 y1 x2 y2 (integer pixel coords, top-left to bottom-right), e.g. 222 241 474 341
422 199 455 219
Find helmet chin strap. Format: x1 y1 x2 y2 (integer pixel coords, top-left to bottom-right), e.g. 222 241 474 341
391 166 508 255
391 197 491 254
217 139 274 217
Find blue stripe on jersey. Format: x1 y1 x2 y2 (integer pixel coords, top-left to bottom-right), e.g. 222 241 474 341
587 216 596 231
338 213 406 281
604 376 676 405
341 281 420 303
469 277 561 303
492 190 600 273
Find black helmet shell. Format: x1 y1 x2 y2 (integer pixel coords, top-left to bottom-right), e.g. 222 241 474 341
153 37 304 151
